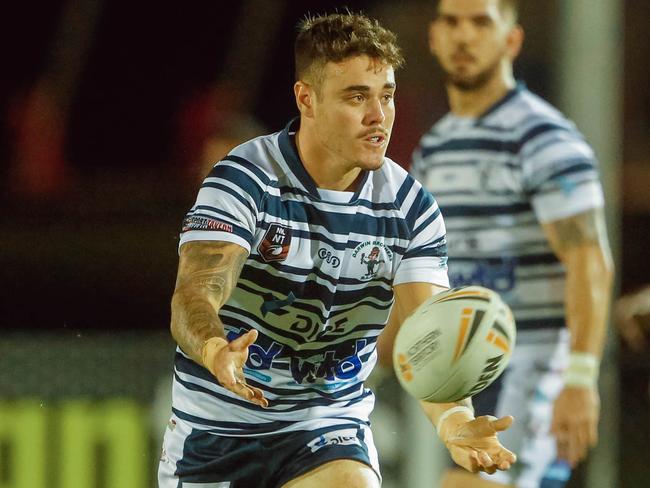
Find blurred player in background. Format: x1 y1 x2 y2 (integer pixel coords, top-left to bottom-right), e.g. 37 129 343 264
410 1 614 487
159 12 516 488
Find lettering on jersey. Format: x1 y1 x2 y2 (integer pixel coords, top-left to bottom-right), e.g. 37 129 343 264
450 258 517 293
225 329 283 374
307 428 361 452
290 339 367 384
351 241 393 281
318 248 341 268
182 215 233 233
258 223 292 262
290 315 349 341
466 354 504 397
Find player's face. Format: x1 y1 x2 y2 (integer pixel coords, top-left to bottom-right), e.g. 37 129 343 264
430 0 520 90
311 56 396 172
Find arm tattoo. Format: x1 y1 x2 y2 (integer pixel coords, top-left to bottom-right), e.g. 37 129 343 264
171 241 248 362
547 208 607 254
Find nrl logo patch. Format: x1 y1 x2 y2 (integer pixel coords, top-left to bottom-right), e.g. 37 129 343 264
258 223 292 262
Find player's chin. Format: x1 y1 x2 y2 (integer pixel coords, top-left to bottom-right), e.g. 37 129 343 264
357 153 386 171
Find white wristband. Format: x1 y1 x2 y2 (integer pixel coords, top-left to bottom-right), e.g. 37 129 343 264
436 406 474 434
563 352 599 389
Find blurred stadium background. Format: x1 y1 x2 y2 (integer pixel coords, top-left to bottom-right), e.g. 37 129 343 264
1 1 648 487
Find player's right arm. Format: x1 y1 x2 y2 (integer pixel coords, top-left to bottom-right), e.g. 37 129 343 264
171 240 268 407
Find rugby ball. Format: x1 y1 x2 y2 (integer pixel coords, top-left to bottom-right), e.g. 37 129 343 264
393 286 516 403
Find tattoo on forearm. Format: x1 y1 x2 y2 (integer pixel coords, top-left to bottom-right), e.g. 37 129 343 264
171 242 248 360
550 208 606 252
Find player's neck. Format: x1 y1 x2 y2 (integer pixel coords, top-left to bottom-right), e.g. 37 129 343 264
447 72 516 118
295 128 362 192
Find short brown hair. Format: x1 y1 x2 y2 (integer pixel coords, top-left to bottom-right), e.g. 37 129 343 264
294 12 404 89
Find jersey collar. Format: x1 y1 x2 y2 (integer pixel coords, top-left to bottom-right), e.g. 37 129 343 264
278 117 370 203
477 81 526 122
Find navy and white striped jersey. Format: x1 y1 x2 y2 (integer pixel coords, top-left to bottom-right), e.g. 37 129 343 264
174 119 449 436
411 84 604 333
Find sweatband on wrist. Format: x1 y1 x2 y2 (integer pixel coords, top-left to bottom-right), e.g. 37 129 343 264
201 337 228 374
436 406 474 434
563 352 599 389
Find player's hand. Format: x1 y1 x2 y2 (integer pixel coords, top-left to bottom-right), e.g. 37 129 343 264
202 330 268 408
551 386 599 467
440 414 516 474
615 290 650 351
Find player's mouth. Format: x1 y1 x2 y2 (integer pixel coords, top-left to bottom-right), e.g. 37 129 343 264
451 51 476 64
361 131 388 147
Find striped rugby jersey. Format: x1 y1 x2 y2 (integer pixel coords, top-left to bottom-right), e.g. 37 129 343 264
173 119 449 436
411 84 604 334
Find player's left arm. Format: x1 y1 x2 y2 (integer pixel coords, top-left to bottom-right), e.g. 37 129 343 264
541 206 615 466
380 282 516 474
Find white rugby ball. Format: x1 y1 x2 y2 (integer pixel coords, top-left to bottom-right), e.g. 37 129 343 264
393 286 516 403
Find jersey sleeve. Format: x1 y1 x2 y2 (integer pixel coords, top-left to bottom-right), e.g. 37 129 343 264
179 158 266 252
394 181 450 287
522 124 605 223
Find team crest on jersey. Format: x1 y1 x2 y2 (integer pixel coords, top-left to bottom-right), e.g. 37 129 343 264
351 240 393 281
258 223 292 262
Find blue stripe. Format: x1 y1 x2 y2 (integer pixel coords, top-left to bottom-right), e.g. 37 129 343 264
412 207 442 237
221 155 272 186
200 181 256 214
193 205 241 224
405 187 435 230
540 161 596 186
451 253 559 266
421 138 519 158
519 121 575 147
404 243 448 259
240 262 395 305
205 163 265 205
172 406 293 434
261 196 411 240
173 371 269 411
277 185 398 210
441 202 533 217
516 318 565 330
395 176 416 207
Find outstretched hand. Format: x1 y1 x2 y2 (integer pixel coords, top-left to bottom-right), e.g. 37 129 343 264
441 415 516 474
551 386 599 467
202 330 268 407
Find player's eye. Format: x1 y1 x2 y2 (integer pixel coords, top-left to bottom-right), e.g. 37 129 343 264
382 93 394 103
351 94 365 103
439 15 457 27
474 15 493 27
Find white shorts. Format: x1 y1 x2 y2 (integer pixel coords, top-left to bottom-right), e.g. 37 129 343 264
475 329 573 488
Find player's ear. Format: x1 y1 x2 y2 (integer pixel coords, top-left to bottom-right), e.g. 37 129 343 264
506 24 524 60
294 81 315 118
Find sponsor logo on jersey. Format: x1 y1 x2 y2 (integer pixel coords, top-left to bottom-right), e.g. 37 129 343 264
351 240 393 281
258 223 292 262
307 428 361 452
318 247 341 268
182 215 233 233
290 339 367 384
